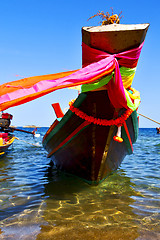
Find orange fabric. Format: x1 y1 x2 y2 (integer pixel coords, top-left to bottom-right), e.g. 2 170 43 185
0 40 144 112
0 70 77 96
0 65 114 111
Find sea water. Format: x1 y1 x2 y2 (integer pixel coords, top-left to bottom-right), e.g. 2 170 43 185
0 128 159 240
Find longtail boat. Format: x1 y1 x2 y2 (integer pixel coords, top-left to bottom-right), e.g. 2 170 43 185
42 23 149 184
156 127 160 134
0 133 15 157
0 111 39 156
0 18 149 183
0 113 15 156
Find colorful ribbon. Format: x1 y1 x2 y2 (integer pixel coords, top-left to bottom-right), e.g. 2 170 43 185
0 41 144 111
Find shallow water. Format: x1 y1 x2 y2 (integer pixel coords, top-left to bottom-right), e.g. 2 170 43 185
0 128 159 240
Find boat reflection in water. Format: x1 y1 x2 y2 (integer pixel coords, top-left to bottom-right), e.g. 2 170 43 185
37 164 139 239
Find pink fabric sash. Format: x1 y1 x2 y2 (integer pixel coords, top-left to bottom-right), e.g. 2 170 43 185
0 42 144 111
82 41 144 109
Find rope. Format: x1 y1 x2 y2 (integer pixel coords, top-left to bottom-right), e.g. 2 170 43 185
15 137 41 147
138 113 160 125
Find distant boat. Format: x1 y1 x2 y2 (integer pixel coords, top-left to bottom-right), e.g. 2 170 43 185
0 112 37 156
156 127 160 134
0 112 15 156
0 133 15 157
42 23 149 184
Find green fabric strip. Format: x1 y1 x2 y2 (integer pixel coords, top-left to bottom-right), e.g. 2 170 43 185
124 89 140 111
120 67 136 77
81 74 113 93
81 67 136 93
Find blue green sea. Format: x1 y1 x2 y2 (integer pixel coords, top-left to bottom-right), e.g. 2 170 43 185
0 128 159 240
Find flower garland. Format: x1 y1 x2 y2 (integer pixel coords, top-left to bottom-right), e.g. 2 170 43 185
69 104 133 127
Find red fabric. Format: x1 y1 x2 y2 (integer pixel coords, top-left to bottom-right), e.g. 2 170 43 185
82 42 144 108
82 42 143 68
0 133 8 138
2 113 13 120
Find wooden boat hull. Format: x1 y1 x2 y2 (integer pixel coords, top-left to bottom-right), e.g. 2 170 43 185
43 90 138 184
0 134 15 157
42 23 149 184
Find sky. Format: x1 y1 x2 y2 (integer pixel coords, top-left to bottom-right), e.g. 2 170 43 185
0 0 159 128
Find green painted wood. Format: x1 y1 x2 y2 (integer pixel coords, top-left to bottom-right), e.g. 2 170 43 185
42 93 87 147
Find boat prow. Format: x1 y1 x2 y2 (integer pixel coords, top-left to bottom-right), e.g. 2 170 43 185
82 23 149 54
42 23 149 184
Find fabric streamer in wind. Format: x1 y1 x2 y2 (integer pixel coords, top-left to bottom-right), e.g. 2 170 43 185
0 41 144 112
